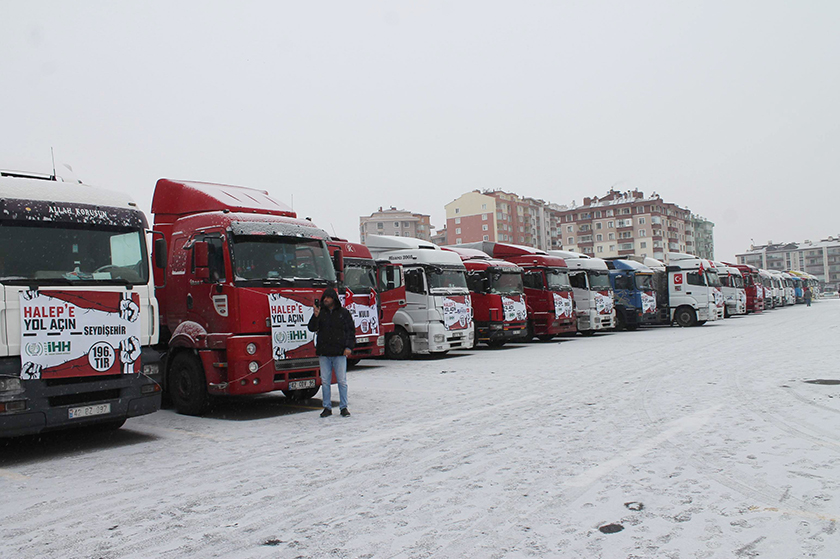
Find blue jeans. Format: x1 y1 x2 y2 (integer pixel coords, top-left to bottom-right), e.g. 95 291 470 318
319 355 348 410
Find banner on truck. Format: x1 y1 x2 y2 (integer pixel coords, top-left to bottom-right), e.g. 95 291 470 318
268 293 315 360
501 295 528 322
19 290 141 380
553 292 574 318
340 289 380 337
442 296 472 331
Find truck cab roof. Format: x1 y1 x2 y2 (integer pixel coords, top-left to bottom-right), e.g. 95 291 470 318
0 175 141 212
329 238 374 260
548 252 608 271
152 178 296 218
605 259 653 273
365 235 465 267
458 241 567 268
442 246 522 272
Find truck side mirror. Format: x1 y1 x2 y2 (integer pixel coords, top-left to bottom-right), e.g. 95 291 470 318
154 237 168 269
331 250 343 283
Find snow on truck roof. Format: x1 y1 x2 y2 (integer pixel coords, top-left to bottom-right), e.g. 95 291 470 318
152 178 296 218
458 242 568 267
548 251 608 271
0 174 140 211
605 259 654 273
365 235 465 267
442 246 521 271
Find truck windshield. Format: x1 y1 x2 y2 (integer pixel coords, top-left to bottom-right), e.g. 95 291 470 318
232 235 336 282
587 271 611 290
546 269 572 291
635 273 654 290
490 271 524 295
427 267 468 291
733 276 744 289
344 260 377 293
0 222 148 285
705 270 722 287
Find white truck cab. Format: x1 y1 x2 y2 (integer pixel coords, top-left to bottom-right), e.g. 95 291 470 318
713 261 747 316
0 170 162 436
547 250 615 335
664 253 719 327
365 235 474 356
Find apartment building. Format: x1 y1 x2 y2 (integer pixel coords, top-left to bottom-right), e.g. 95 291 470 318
359 207 432 243
691 215 715 260
552 190 701 261
737 238 840 289
444 190 557 250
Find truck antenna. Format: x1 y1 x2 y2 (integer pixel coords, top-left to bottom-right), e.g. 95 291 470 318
331 223 337 236
50 147 57 181
291 193 294 210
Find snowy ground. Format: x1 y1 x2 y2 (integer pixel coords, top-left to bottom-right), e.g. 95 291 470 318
2 301 840 559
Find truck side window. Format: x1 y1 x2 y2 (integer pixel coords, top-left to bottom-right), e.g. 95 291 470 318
614 275 632 290
192 236 227 283
380 266 403 291
405 268 425 294
568 271 587 289
523 271 544 289
686 272 704 286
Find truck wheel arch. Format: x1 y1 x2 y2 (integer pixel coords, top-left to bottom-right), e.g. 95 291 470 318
169 321 209 348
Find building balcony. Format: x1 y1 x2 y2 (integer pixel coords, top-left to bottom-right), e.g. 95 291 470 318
577 240 594 246
617 225 634 231
652 235 663 241
618 249 635 256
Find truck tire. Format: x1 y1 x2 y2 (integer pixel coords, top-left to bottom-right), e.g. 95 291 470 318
283 387 319 401
675 307 697 328
487 340 506 348
579 330 595 337
89 418 127 432
538 335 555 342
168 352 209 416
385 327 411 360
346 358 361 368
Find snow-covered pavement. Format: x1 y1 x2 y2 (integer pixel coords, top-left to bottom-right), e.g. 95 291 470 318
3 301 840 558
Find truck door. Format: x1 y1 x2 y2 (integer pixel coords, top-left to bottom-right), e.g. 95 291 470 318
377 262 405 326
568 270 589 314
402 266 429 328
187 231 231 332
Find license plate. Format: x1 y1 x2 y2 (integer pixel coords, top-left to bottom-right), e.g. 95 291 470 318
68 403 111 419
289 379 316 390
356 337 370 344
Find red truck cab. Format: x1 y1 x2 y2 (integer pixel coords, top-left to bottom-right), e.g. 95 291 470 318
724 262 764 313
152 179 337 414
459 242 575 340
443 246 527 348
328 239 405 366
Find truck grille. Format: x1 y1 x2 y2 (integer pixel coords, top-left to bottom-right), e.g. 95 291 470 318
49 389 121 407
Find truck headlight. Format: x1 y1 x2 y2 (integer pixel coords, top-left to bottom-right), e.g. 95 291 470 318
142 363 160 377
246 343 257 355
468 330 475 339
377 336 385 347
433 334 445 343
248 361 260 373
0 377 22 393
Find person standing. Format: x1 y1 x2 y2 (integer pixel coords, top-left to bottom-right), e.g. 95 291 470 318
804 286 812 307
308 287 355 417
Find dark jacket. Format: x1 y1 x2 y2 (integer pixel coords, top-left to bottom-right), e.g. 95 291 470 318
307 288 356 357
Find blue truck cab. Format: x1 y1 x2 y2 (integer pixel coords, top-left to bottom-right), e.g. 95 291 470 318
605 259 659 330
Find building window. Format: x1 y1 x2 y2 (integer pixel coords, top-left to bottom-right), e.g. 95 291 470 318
595 211 602 218
483 235 489 241
595 222 602 230
481 203 487 210
596 234 603 241
482 224 488 231
609 245 615 251
608 221 614 228
640 242 647 248
608 233 615 240
638 217 646 225
455 228 461 234
482 213 488 221
597 246 603 253
456 238 462 244
454 208 460 214
568 237 574 245
377 222 384 229
567 225 573 233
639 229 646 237
455 217 461 224
403 222 410 227
394 222 400 228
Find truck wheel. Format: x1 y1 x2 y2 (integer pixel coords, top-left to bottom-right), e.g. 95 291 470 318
675 307 697 327
538 335 555 342
615 314 626 331
168 352 209 416
283 387 319 401
385 328 411 360
696 320 707 326
346 358 361 368
487 340 506 348
579 330 595 337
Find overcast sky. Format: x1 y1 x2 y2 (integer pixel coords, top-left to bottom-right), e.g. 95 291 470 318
2 1 838 261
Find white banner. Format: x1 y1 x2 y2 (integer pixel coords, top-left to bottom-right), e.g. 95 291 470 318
19 290 141 380
641 291 657 314
340 290 380 337
268 293 315 360
553 292 574 318
594 291 614 314
502 295 528 322
442 296 472 331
